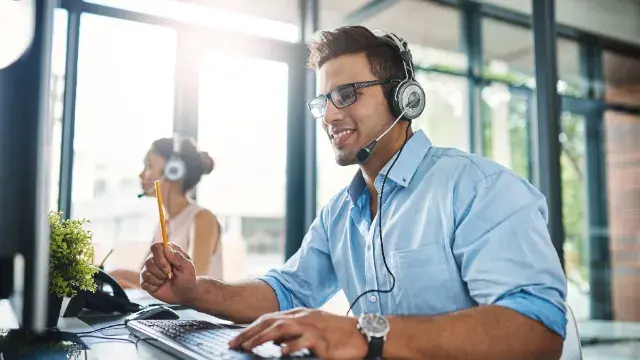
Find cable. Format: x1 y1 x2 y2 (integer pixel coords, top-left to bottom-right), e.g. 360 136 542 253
77 335 136 344
74 323 126 335
77 333 159 358
347 124 411 316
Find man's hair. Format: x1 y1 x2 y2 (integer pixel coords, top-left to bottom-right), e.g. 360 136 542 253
307 26 407 84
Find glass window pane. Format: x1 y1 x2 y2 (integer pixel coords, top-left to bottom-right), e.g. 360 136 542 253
481 84 531 179
320 0 373 30
71 15 176 269
560 111 589 320
87 0 298 42
361 0 467 71
557 38 587 97
603 111 640 322
483 19 534 86
197 53 288 281
604 51 640 108
50 9 68 212
413 72 469 151
564 109 640 333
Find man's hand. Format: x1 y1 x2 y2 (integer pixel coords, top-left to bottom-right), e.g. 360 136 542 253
140 242 198 306
228 308 367 359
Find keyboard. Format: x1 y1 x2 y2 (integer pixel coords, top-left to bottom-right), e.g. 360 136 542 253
126 320 317 359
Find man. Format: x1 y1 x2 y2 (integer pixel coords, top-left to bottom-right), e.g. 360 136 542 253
141 26 567 360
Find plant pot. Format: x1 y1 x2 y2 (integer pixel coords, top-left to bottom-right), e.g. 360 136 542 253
47 293 63 328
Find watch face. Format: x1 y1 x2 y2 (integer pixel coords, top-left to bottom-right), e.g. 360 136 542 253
359 313 390 337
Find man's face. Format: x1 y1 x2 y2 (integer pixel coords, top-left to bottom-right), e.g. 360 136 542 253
316 53 392 166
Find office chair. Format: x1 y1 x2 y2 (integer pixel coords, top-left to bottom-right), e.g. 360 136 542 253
560 302 583 360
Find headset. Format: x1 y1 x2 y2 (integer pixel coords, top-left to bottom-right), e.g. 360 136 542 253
348 30 425 315
376 30 426 121
355 31 426 163
137 132 186 198
163 132 187 182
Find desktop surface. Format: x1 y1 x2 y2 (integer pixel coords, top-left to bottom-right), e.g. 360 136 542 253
1 290 316 360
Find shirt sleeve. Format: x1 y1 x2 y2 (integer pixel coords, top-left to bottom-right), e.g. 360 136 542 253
453 170 568 338
258 209 339 312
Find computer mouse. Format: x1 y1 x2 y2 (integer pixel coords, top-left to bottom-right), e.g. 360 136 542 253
124 305 179 324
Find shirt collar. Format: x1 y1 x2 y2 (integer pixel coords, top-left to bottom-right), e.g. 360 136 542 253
347 129 432 204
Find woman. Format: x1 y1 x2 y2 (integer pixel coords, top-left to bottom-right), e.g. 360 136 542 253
110 137 222 288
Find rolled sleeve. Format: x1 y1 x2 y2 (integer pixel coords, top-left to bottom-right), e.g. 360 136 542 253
257 209 339 312
495 291 567 338
453 170 567 338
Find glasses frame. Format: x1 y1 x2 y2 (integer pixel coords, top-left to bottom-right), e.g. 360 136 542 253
307 79 396 118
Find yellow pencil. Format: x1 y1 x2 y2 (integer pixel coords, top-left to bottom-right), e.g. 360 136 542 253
154 180 171 277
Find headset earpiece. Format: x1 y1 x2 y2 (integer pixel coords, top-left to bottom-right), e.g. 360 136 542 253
376 31 426 121
392 80 425 121
164 133 186 182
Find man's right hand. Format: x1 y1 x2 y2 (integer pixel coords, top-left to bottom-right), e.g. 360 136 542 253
140 242 198 306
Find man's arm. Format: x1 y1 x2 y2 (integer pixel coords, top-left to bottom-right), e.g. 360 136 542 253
229 171 567 359
384 306 562 360
189 210 338 322
185 278 279 324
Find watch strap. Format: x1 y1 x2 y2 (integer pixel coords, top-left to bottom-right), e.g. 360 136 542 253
365 336 384 360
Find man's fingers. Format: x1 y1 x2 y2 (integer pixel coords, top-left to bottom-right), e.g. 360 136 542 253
144 257 168 281
140 269 166 287
242 320 305 351
229 316 278 348
140 282 159 294
164 245 191 272
169 243 191 260
281 332 319 356
150 242 171 275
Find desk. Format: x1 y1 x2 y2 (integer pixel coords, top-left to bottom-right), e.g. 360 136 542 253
0 290 231 360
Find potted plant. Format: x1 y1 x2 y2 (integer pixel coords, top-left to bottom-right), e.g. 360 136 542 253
47 211 98 328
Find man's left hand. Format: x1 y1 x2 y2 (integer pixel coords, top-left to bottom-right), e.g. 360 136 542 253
228 308 367 359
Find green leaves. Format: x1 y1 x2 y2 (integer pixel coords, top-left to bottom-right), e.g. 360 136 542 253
48 211 98 298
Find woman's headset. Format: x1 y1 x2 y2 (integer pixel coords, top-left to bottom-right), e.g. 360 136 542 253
163 132 186 182
374 30 426 121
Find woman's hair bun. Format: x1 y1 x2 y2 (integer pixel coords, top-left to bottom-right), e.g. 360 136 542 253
199 151 215 174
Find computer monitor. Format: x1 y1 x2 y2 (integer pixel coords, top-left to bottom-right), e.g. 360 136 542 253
0 0 55 332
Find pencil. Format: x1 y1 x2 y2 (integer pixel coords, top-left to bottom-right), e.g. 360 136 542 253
154 180 171 278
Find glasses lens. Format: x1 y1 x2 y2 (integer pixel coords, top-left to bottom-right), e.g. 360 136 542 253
331 85 356 108
308 96 327 118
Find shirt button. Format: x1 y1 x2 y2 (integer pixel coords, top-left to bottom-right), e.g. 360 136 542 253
369 295 377 303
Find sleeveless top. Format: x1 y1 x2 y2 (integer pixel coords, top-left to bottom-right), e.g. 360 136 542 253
151 202 223 279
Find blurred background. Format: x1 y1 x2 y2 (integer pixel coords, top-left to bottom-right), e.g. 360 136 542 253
39 0 638 355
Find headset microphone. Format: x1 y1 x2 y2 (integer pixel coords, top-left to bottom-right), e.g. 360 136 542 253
137 176 165 198
355 97 421 163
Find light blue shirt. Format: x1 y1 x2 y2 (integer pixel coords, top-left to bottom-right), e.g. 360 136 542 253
260 130 567 338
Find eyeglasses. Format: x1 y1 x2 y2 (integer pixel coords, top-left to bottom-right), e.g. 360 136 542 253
307 80 394 119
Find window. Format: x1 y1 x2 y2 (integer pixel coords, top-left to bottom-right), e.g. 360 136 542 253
603 111 640 322
560 112 588 319
87 0 298 42
603 51 640 108
557 38 587 97
197 52 288 281
481 84 532 179
50 9 68 212
412 72 469 151
482 19 534 86
71 15 176 270
362 0 467 71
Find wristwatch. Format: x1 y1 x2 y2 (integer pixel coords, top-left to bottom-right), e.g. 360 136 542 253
357 313 390 360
